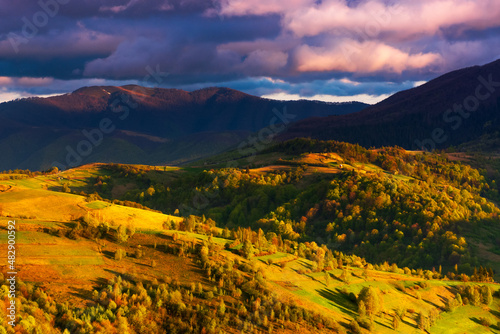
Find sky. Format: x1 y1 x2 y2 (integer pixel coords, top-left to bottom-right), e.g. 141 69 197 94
0 0 499 104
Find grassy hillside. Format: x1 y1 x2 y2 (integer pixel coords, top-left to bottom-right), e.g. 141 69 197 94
1 139 500 333
54 139 500 277
1 212 500 333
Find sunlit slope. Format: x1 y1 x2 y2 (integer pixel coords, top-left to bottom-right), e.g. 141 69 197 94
0 169 182 230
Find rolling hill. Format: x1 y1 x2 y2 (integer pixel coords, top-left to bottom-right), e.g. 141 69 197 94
28 139 500 277
1 157 500 333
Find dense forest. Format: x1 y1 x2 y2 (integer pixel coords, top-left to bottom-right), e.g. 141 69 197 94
74 139 500 275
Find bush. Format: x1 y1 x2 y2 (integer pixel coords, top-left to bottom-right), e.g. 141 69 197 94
114 249 126 261
393 281 405 292
204 291 214 300
356 316 374 331
349 320 362 334
419 281 429 289
445 298 458 312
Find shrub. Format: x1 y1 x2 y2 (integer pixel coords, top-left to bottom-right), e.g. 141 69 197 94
349 320 362 334
356 316 374 331
114 249 126 261
419 281 429 289
445 298 458 312
204 291 214 300
393 281 405 292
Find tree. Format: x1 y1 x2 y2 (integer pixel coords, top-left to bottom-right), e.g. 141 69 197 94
146 186 155 196
126 223 136 238
392 314 400 330
218 300 226 316
162 220 171 230
241 239 255 259
117 315 131 334
445 297 458 313
357 286 381 318
349 319 362 334
417 312 429 331
114 249 126 261
62 183 71 193
358 301 366 317
185 215 197 232
481 285 493 306
429 308 439 327
116 225 128 243
456 293 463 306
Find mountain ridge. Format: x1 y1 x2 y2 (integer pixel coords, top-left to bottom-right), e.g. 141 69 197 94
280 59 500 150
0 86 368 171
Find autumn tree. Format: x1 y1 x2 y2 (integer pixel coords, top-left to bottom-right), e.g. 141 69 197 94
241 239 255 259
357 286 381 318
116 225 129 243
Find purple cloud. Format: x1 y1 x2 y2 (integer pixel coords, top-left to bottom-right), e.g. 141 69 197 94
0 0 498 103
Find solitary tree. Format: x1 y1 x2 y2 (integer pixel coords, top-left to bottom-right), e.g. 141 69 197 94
116 225 128 243
357 286 381 318
481 285 493 306
241 239 255 259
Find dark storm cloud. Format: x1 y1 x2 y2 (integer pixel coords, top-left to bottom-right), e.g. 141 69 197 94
0 0 499 103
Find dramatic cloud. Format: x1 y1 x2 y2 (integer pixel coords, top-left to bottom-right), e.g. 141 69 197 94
0 0 498 103
281 0 500 38
214 0 311 16
295 40 442 73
